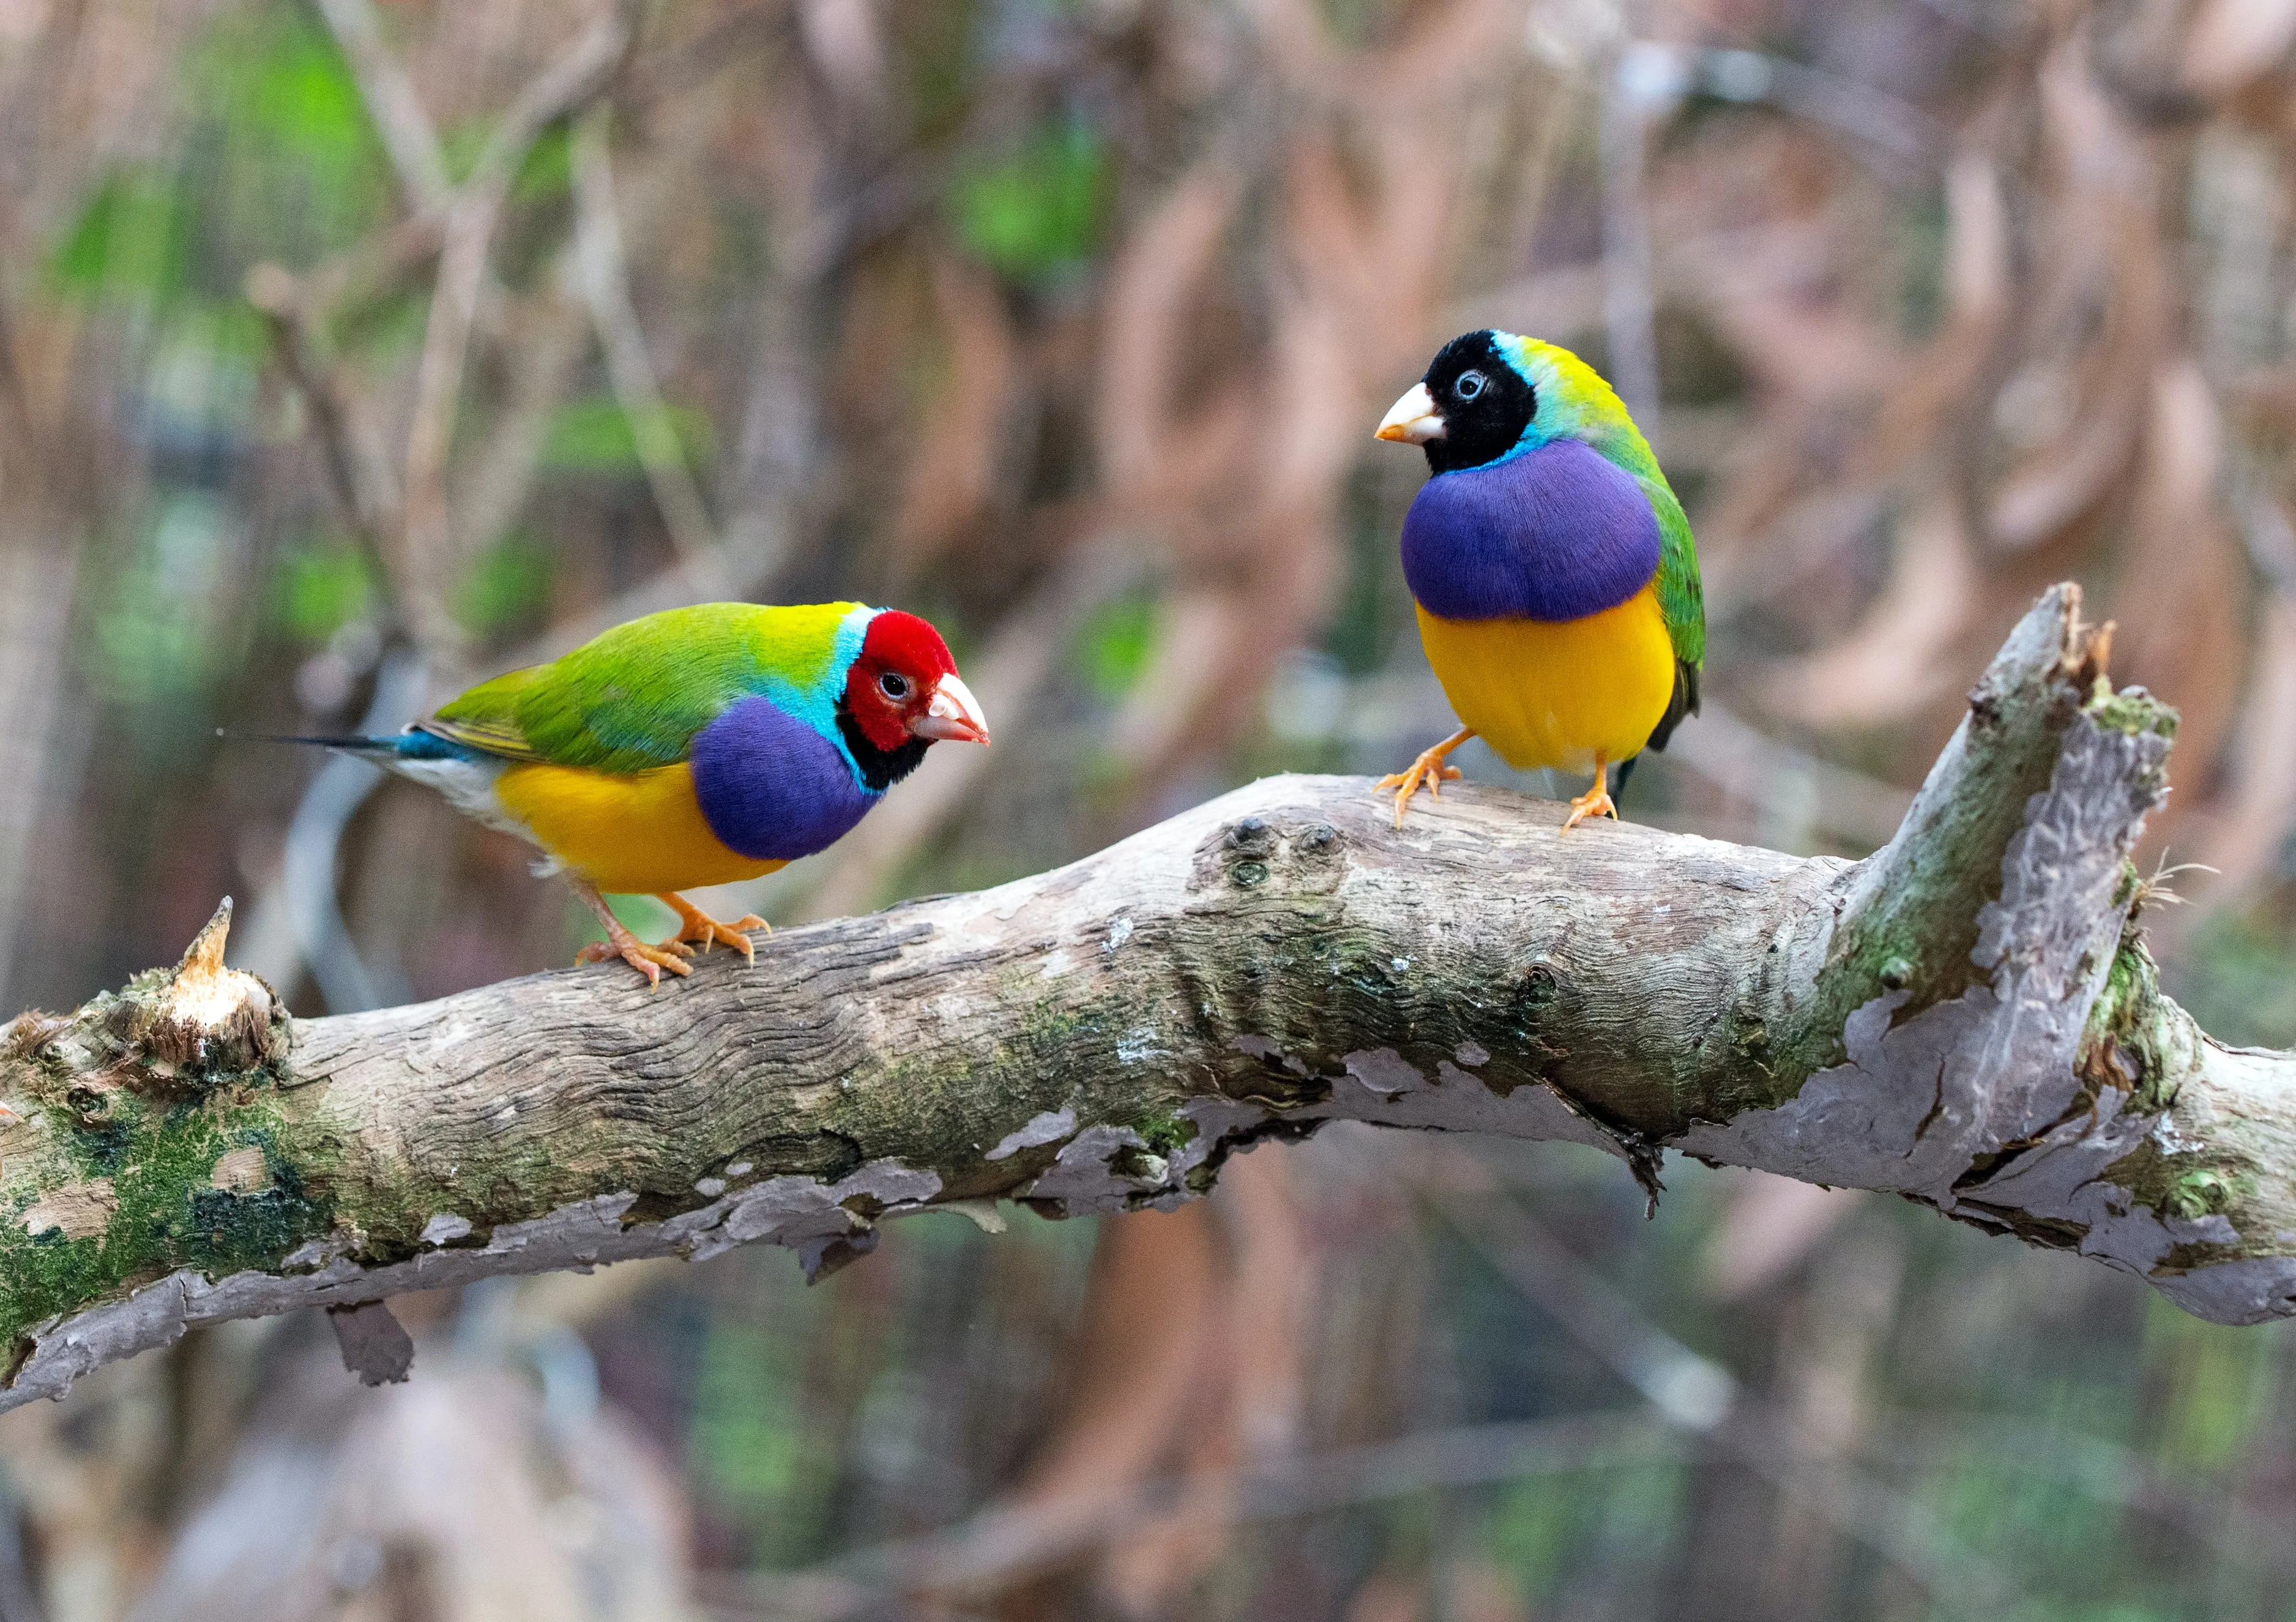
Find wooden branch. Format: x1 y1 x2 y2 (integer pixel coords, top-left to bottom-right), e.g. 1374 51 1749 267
1 585 2289 1411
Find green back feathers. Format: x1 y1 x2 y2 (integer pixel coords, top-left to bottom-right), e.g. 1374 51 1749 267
429 602 869 773
1500 334 1706 671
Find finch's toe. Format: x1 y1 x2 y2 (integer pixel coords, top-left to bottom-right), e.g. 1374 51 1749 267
657 895 767 965
1378 729 1476 828
1561 790 1617 833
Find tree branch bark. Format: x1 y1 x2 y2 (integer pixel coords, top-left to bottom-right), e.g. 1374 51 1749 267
0 585 2286 1410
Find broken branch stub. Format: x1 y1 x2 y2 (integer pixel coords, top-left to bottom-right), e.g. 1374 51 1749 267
0 584 2287 1410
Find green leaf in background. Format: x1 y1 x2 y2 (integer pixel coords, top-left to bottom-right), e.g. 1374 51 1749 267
691 1320 810 1525
540 396 720 476
50 169 190 301
196 5 394 269
271 543 375 644
510 120 574 205
453 531 555 639
2169 907 2296 1049
950 119 1109 282
91 493 241 705
54 4 393 314
242 21 369 167
1077 592 1158 697
435 111 578 196
2141 1292 2276 1473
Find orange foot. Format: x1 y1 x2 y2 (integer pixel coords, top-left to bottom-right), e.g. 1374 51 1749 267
658 893 768 963
576 933 694 986
1562 759 1617 834
568 878 694 988
1375 727 1475 829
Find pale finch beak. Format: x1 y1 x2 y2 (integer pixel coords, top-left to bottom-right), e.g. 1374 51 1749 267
1375 382 1446 444
911 672 991 745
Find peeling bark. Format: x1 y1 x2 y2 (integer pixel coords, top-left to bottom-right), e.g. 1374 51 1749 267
0 585 2286 1411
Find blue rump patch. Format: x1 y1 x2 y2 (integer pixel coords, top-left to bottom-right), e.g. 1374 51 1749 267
688 696 881 861
398 728 485 760
1401 438 1661 622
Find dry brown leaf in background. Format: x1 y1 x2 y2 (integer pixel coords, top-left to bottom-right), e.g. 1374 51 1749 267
1701 1170 1859 1301
887 255 1021 581
2180 0 2296 99
1007 1206 1223 1550
2171 592 2296 925
1764 490 1974 730
2109 357 2246 845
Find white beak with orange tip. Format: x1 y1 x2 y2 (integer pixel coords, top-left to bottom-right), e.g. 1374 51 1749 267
1376 382 1446 444
912 672 991 745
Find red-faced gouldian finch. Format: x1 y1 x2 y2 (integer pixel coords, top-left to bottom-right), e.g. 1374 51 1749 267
318 602 989 984
1373 330 1704 831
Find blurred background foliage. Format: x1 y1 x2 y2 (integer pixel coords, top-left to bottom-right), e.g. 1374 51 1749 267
0 0 2293 1616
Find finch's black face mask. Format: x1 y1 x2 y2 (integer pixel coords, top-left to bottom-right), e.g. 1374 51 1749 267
1418 331 1538 475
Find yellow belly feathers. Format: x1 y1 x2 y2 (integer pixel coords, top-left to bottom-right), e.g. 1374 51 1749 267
1416 582 1675 774
493 761 786 895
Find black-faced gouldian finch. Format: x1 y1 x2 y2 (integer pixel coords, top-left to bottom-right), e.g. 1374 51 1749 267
315 603 989 984
1373 331 1704 831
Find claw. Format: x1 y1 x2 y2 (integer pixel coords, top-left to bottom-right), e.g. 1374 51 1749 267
658 895 768 963
1562 758 1619 834
574 935 695 987
567 880 703 988
1375 727 1475 828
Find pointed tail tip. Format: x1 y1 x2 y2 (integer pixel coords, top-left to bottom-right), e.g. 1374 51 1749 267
215 729 400 750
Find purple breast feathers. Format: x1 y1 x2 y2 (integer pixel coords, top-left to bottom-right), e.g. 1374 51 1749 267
1400 437 1661 623
688 696 880 861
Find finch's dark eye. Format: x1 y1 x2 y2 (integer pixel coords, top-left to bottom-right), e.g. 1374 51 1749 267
1455 371 1486 401
879 671 910 700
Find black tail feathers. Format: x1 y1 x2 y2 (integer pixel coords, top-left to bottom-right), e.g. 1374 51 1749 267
215 728 404 751
1612 659 1701 804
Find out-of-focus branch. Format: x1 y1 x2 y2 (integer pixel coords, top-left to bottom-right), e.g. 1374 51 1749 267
1599 43 1668 440
2156 465 2296 937
311 0 452 215
450 74 762 626
274 650 428 1012
400 3 637 645
244 264 410 633
1421 1172 2024 1618
748 1412 1678 1618
568 105 720 562
251 0 633 657
1658 699 1912 851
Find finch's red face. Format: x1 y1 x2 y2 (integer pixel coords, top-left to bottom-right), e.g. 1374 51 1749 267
843 610 991 755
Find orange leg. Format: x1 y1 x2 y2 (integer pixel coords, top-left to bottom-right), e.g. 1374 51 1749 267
1375 727 1475 829
568 879 693 987
1562 757 1617 833
657 892 768 963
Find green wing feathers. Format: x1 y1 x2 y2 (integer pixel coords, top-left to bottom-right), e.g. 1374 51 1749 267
1646 480 1705 671
1641 478 1704 753
428 602 860 774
